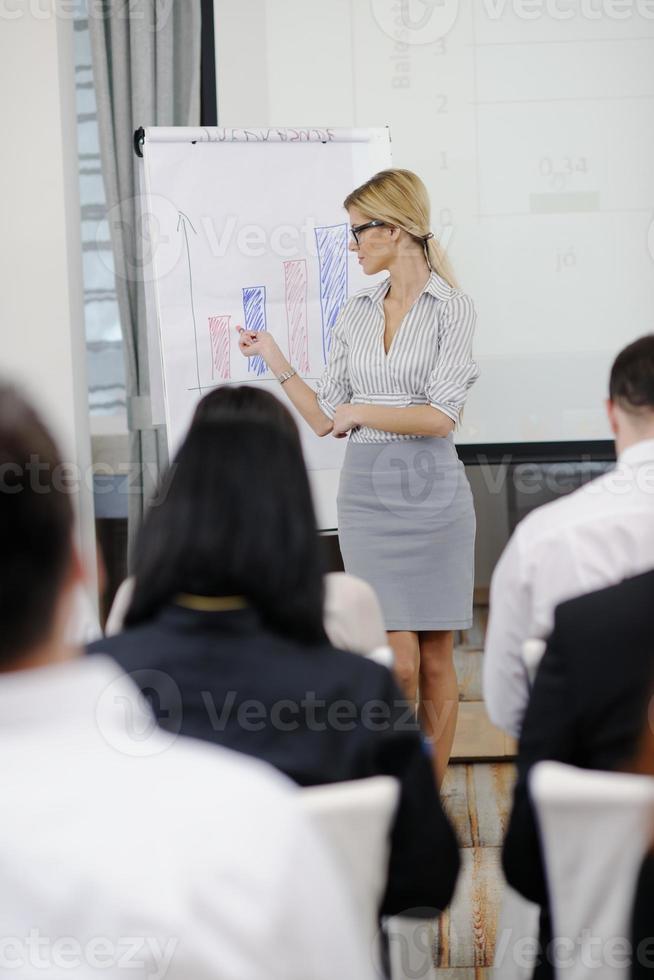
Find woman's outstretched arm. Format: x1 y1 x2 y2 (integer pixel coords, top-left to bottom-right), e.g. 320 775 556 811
237 327 333 437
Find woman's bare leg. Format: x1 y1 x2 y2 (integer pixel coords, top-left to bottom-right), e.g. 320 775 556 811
418 629 459 786
387 629 420 705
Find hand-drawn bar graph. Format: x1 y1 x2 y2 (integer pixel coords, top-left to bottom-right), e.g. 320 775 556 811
314 223 348 364
283 259 309 374
208 315 231 381
242 285 268 377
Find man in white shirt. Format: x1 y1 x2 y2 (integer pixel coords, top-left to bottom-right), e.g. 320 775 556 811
0 383 375 980
483 336 654 738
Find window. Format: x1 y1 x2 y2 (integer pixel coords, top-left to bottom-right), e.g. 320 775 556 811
74 0 126 417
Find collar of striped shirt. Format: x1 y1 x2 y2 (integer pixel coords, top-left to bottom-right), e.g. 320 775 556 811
356 270 453 305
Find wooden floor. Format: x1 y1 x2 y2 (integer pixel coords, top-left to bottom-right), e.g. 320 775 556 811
387 762 515 979
387 598 517 979
451 597 516 763
436 762 516 975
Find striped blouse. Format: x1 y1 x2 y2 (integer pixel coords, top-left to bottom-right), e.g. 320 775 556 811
316 270 480 444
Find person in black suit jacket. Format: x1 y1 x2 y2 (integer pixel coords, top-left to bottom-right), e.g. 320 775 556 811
502 567 654 979
89 385 460 920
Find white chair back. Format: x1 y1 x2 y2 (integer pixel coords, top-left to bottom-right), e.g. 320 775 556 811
530 761 654 980
522 638 547 684
324 572 389 656
300 776 400 965
493 637 545 975
105 577 135 636
368 646 395 670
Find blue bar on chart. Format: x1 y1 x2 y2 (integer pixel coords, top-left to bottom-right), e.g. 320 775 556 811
242 285 268 377
314 223 348 364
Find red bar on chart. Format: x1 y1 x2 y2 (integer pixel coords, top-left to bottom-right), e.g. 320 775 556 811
284 259 309 374
208 315 231 380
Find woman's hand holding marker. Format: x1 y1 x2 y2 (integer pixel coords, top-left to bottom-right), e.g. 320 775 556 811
237 325 270 357
235 325 286 371
234 325 334 438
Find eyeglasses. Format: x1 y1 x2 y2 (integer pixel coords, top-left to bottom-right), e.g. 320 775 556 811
349 220 387 245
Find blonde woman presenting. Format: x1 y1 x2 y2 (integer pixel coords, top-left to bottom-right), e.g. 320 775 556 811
238 169 479 782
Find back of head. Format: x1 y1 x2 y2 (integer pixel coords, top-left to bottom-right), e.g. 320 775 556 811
127 386 326 643
609 335 654 422
0 384 73 668
344 167 458 288
192 383 302 447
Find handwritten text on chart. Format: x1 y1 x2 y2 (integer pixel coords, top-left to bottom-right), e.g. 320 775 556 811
197 129 337 143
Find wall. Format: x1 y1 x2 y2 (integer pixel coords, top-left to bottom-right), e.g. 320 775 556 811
0 3 97 591
214 0 654 447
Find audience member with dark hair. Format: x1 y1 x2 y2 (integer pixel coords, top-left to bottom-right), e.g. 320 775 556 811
484 334 654 738
125 394 325 644
192 380 303 438
0 382 377 980
486 337 654 978
0 385 77 668
89 385 461 919
105 385 392 654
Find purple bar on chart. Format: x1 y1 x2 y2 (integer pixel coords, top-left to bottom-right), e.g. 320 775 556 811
284 259 309 374
314 223 348 364
242 285 268 377
208 315 231 381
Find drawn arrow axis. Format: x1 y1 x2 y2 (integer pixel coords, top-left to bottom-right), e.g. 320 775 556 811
177 211 201 391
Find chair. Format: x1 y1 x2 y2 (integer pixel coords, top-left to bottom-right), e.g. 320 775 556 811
492 647 546 980
300 776 400 969
105 577 135 636
66 584 103 645
529 761 654 979
324 572 389 656
368 646 395 670
522 638 547 685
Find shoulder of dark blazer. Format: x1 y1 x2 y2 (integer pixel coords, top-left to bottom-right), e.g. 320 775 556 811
86 623 399 695
552 566 654 649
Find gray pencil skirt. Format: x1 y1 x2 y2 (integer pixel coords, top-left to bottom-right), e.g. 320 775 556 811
336 433 476 631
